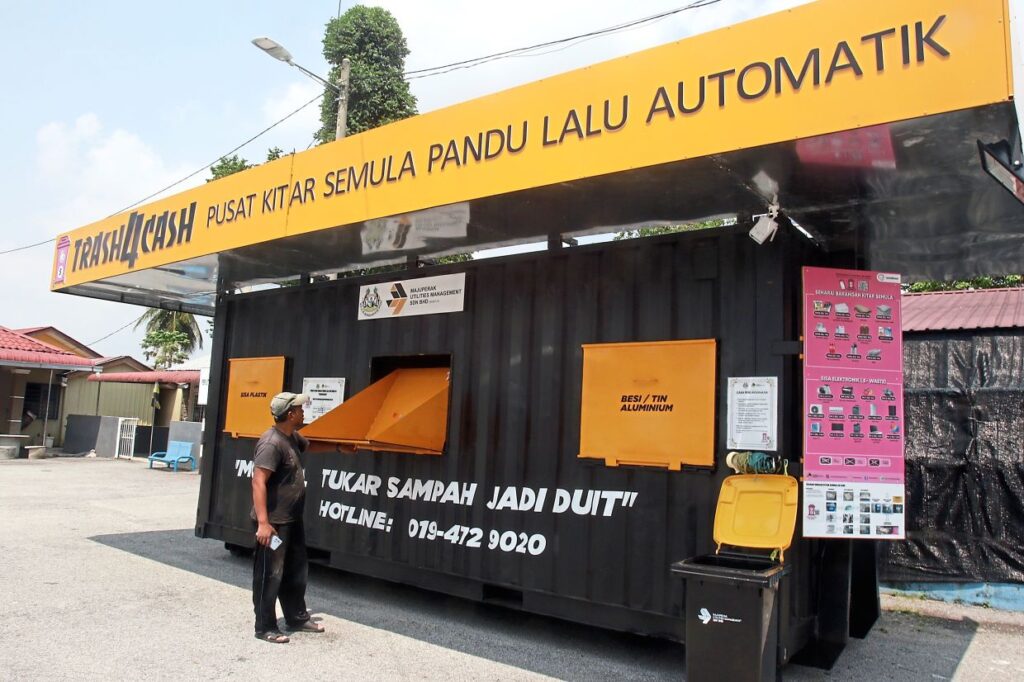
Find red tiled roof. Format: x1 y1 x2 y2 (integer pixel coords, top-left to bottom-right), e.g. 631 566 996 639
902 288 1024 332
94 356 152 370
88 370 200 384
0 327 70 354
0 326 98 367
14 326 103 359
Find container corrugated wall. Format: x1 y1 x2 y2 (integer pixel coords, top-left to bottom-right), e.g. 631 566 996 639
197 227 814 639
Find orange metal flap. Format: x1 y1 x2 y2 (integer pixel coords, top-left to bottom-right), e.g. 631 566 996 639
367 370 449 452
301 367 450 455
300 372 399 442
224 356 285 438
578 339 716 469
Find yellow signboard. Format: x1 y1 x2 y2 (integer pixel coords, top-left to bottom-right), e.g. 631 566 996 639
52 0 1013 289
224 356 286 438
579 339 717 469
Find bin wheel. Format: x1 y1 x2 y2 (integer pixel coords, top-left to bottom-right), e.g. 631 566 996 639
225 542 253 558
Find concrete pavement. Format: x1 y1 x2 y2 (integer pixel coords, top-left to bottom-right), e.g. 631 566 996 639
1 457 1021 680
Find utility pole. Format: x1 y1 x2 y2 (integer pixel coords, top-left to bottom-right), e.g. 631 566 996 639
252 38 351 142
335 58 351 141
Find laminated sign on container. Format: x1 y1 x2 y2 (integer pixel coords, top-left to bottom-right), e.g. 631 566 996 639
357 273 466 320
578 339 716 469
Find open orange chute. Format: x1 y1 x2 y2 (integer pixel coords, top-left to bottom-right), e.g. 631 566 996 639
300 367 450 455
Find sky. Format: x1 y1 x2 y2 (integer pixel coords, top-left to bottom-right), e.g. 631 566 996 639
0 0 810 361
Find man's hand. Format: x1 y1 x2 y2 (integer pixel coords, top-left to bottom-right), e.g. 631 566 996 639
256 521 276 547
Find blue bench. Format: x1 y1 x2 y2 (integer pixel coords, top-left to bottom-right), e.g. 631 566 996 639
148 441 196 472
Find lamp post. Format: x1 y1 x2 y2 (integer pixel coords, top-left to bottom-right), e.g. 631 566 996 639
252 36 351 141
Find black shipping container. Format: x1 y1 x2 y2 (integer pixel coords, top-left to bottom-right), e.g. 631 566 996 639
196 226 865 660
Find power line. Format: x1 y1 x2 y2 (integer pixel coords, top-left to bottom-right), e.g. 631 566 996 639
87 314 145 346
404 0 721 80
110 92 323 215
21 1 728 349
0 237 56 256
0 91 323 256
4 1 723 258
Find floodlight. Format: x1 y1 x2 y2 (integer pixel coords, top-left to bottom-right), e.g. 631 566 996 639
978 139 1024 205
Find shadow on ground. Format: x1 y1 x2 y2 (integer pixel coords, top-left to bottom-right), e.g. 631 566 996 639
91 530 983 680
91 529 685 680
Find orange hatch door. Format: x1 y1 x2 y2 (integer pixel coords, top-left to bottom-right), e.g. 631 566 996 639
301 367 450 455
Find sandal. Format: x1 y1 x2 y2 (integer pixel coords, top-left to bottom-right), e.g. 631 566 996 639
287 620 325 633
256 630 290 644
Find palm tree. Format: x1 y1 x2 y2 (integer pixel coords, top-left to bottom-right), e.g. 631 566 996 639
134 310 203 357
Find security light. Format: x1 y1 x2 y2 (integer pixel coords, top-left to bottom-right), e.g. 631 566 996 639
749 201 780 244
978 140 1024 205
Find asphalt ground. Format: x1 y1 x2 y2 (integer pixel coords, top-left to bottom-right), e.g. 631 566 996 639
1 457 1022 681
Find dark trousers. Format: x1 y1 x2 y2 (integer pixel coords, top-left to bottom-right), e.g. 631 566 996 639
252 521 311 633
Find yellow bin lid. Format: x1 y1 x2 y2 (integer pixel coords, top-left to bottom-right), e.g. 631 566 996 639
713 474 799 562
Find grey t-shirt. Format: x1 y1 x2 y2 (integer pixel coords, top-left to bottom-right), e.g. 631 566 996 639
250 427 308 524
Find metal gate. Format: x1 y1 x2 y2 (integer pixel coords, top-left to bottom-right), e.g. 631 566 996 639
115 417 138 460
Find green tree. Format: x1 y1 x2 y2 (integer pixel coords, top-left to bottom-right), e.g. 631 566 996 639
135 309 203 357
208 154 253 181
140 330 190 369
208 148 284 183
614 218 727 240
906 275 1023 292
317 6 417 143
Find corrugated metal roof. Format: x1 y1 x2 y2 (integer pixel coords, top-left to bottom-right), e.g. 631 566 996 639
88 370 200 384
902 288 1024 332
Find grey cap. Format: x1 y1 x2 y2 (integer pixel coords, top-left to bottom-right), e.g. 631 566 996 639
270 392 310 418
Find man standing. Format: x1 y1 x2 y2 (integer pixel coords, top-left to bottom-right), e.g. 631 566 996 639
251 391 326 643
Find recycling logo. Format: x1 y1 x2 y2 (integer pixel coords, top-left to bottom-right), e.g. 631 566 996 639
388 282 408 315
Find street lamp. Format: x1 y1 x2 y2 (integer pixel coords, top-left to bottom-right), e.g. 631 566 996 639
252 36 351 141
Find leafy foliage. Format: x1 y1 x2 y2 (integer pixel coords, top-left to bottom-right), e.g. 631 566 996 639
317 6 417 143
140 330 190 369
208 148 286 183
614 218 726 240
135 309 203 357
906 275 1023 292
208 154 252 181
432 253 473 265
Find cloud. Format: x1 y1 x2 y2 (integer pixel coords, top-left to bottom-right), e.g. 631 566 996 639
32 114 202 230
259 79 323 154
1 115 206 359
4 1 814 361
370 0 812 112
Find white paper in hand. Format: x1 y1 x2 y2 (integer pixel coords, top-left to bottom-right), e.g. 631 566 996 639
270 535 283 551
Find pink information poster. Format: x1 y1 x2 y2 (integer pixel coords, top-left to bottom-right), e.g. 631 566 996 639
802 267 905 539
